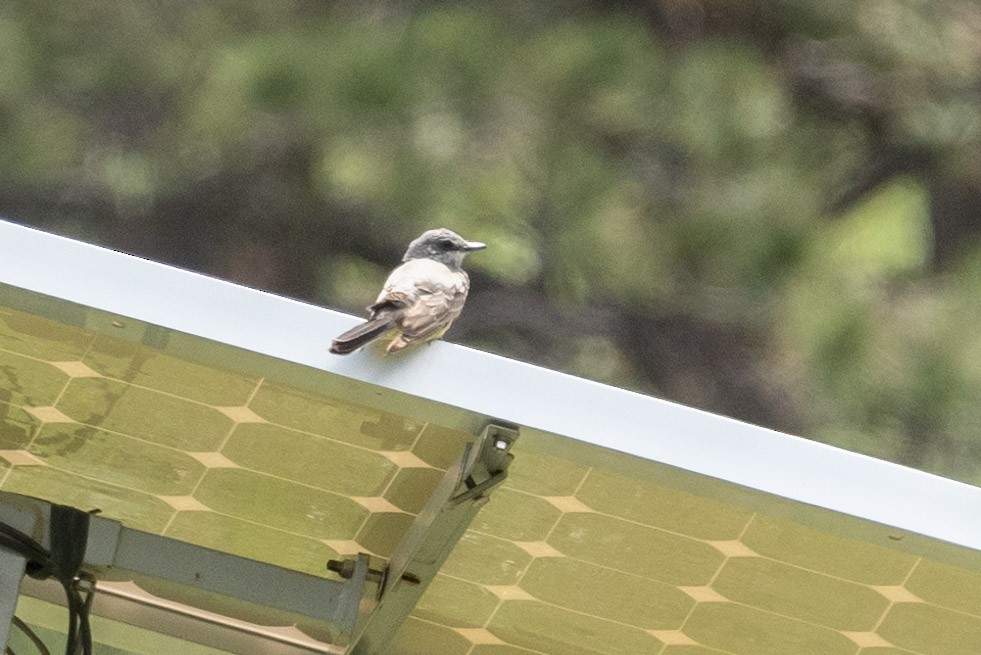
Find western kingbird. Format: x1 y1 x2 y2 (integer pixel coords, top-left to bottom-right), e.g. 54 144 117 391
330 228 486 355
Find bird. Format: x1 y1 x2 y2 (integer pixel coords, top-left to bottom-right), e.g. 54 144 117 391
330 228 486 355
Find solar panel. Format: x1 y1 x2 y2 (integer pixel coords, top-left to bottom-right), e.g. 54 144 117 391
400 431 981 655
0 293 472 569
1 219 980 655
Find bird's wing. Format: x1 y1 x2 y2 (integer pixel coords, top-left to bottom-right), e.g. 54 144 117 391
399 280 468 341
368 259 430 312
369 259 470 344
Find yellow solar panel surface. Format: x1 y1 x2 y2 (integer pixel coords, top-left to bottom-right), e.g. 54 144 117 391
1 292 980 655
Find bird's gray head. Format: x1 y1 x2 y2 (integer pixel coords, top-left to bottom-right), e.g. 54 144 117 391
402 228 486 269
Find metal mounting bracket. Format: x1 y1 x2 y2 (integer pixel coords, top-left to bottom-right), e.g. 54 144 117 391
341 421 519 655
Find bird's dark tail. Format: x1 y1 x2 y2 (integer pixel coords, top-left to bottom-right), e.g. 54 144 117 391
330 318 396 355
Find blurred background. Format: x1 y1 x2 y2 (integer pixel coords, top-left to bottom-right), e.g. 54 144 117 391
1 1 980 484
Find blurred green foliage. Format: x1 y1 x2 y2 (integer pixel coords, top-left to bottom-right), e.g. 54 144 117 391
2 1 981 484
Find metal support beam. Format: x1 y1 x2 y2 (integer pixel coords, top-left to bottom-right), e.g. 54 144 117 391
111 529 369 633
0 548 26 652
0 492 377 654
21 577 347 655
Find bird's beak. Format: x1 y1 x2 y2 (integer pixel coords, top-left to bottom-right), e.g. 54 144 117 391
464 241 487 251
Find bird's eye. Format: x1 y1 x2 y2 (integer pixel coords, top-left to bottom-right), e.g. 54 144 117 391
437 238 454 249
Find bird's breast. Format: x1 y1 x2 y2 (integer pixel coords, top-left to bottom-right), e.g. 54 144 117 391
379 258 468 300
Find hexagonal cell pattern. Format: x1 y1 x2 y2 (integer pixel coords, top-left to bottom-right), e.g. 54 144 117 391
1 306 980 655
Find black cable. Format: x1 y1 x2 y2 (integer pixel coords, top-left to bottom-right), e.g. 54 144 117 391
10 616 51 655
0 515 93 655
58 578 94 655
76 579 94 655
0 523 49 575
47 505 92 655
62 583 77 655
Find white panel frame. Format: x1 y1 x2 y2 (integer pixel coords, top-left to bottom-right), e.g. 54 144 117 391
1 219 980 553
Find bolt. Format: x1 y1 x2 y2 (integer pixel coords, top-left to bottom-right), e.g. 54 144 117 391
328 558 392 584
327 558 355 579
